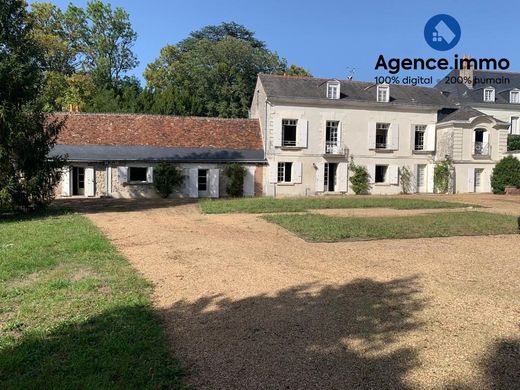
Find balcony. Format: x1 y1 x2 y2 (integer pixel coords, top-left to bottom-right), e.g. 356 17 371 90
324 141 348 157
473 142 491 157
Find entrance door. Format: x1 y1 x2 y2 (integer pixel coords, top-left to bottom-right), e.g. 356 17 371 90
198 169 209 197
324 163 338 192
474 168 484 192
72 167 85 196
416 165 426 193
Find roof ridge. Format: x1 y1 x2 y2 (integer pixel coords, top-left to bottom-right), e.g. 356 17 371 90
53 112 258 122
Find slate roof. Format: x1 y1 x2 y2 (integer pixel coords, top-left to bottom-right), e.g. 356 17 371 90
438 106 509 124
258 74 454 108
435 70 520 105
50 144 265 163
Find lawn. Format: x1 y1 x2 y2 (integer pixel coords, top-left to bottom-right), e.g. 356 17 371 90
0 211 185 389
200 196 476 214
264 211 518 242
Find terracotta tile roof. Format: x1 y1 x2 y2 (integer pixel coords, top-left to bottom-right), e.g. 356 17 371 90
54 113 263 150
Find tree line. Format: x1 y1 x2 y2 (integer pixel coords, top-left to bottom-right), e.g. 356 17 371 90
31 1 312 118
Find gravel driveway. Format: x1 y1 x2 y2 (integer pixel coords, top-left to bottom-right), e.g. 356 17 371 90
75 195 520 389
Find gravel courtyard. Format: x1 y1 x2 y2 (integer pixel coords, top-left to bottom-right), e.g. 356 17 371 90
72 195 520 390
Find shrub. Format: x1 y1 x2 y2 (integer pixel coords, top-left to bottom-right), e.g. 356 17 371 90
507 134 520 151
491 155 520 194
434 158 453 194
224 164 247 197
399 166 413 194
153 163 183 198
349 159 371 195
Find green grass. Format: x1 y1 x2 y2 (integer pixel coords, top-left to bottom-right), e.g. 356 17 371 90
0 210 185 389
200 196 477 214
264 211 518 242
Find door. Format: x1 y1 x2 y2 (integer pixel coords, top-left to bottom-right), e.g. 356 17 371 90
198 169 209 197
72 167 85 196
474 168 484 192
416 165 426 193
324 163 338 192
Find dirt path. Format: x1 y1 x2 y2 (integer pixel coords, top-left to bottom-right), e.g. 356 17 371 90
78 195 520 390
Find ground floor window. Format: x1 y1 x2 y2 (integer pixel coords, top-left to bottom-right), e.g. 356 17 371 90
198 169 208 191
375 165 388 183
129 167 148 182
72 167 85 195
277 162 292 183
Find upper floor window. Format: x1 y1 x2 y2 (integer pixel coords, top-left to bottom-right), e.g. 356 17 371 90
511 117 519 135
414 125 426 151
375 123 389 149
483 87 495 102
326 81 340 99
282 119 297 146
377 85 389 102
510 90 520 104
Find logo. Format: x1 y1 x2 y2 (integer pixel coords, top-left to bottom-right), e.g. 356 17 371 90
424 14 461 51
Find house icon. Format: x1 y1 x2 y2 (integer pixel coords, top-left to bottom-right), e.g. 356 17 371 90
424 14 461 51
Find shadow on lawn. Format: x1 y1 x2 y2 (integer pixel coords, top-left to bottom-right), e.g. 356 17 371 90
53 197 198 214
163 276 427 389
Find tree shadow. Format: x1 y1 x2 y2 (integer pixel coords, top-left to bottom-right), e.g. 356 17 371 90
163 276 426 389
0 207 72 223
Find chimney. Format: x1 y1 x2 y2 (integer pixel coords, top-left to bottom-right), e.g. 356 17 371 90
459 54 474 89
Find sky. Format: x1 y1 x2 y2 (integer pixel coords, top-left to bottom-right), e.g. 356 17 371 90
30 0 520 85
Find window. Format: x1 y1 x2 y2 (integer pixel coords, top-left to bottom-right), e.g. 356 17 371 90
510 90 520 104
511 117 519 135
473 129 489 155
282 119 297 146
377 85 389 102
414 125 426 150
375 165 388 183
277 162 292 183
326 81 340 99
375 123 389 149
483 87 495 102
129 167 148 182
325 120 339 152
198 169 208 191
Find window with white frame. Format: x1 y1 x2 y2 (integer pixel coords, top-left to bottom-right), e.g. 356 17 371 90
281 119 298 146
375 165 388 183
326 81 340 99
277 162 293 183
511 117 519 135
510 90 520 104
483 87 495 102
375 123 389 149
129 167 148 182
414 125 426 150
377 85 389 102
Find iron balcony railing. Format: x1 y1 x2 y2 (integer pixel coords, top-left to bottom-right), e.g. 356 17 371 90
473 142 491 156
325 141 347 155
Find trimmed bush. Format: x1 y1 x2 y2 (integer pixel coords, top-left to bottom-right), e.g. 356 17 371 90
153 163 183 198
224 164 247 197
434 158 453 194
491 155 520 194
507 134 520 151
349 159 371 195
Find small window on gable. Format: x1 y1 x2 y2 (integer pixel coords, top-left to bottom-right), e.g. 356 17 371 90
483 87 495 102
326 81 340 99
377 85 389 102
510 90 520 104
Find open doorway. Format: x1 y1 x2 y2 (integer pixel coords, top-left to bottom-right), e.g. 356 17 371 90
72 167 85 196
324 163 338 192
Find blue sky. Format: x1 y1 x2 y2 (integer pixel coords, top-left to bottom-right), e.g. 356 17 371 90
31 0 520 85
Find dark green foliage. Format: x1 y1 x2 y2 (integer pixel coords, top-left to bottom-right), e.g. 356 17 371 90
153 163 184 198
0 0 64 212
491 156 520 194
507 134 520 151
434 158 453 194
224 164 247 197
349 159 371 195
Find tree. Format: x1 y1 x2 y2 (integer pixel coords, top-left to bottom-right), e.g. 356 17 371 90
434 158 453 194
224 164 247 197
276 64 313 77
153 163 183 198
491 156 520 194
0 0 64 211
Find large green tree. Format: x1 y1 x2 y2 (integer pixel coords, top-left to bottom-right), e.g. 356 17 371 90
0 0 64 211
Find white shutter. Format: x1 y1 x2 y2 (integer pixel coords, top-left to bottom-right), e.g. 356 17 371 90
425 124 436 151
427 164 435 193
388 165 399 185
410 124 416 151
483 130 489 145
61 167 71 196
390 123 399 150
243 166 255 196
468 168 475 193
209 168 219 198
189 168 198 198
269 162 278 183
146 166 154 183
293 162 302 183
337 162 348 192
315 162 324 192
368 122 376 149
484 168 492 193
181 169 189 195
337 121 343 146
118 166 128 184
297 120 308 148
85 167 95 197
367 164 376 183
273 118 282 147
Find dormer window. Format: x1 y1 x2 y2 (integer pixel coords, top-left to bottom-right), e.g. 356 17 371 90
377 85 389 102
483 87 495 102
326 81 340 99
510 89 520 104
